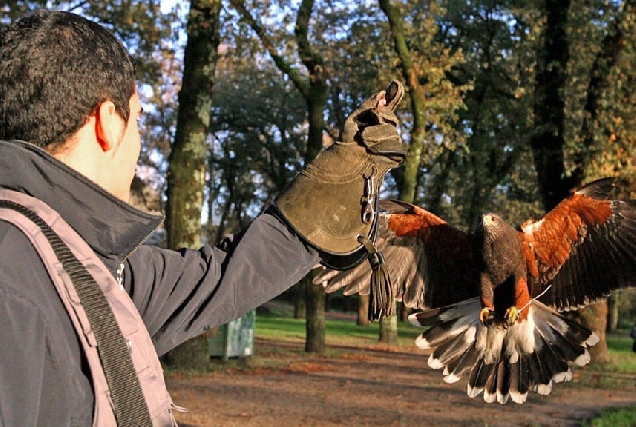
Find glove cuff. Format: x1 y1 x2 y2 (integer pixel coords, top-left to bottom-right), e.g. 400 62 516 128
266 202 378 270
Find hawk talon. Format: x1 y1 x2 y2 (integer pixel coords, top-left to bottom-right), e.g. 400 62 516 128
505 306 520 325
479 308 495 325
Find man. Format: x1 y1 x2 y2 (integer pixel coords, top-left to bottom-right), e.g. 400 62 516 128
0 10 405 426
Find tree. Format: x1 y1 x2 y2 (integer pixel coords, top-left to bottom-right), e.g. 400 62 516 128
378 0 468 342
230 0 330 353
529 0 636 363
206 54 308 241
432 1 541 228
162 0 222 370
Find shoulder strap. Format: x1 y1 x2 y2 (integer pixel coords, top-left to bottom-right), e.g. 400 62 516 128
0 200 153 427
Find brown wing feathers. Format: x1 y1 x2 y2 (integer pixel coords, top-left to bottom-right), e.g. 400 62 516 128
315 200 479 310
521 194 612 273
522 180 636 311
384 201 480 308
381 200 447 235
314 216 427 309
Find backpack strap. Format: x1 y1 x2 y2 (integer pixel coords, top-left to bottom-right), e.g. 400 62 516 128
0 200 153 426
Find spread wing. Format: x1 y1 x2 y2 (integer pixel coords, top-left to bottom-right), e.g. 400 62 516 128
314 229 427 309
521 178 636 311
314 200 480 309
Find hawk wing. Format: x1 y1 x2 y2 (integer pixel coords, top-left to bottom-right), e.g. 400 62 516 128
314 229 427 309
520 178 636 311
314 200 480 309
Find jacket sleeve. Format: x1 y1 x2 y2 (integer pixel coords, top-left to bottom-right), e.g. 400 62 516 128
124 212 320 356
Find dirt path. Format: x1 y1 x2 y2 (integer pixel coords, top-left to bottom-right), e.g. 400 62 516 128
166 337 636 427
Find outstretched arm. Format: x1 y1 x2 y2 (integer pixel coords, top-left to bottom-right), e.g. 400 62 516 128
125 212 318 356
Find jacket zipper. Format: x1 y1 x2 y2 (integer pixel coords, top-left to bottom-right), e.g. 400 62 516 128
117 222 162 290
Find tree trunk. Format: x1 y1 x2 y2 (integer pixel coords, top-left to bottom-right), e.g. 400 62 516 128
572 1 635 362
530 0 572 208
162 0 221 370
378 0 427 345
606 293 619 333
399 303 410 323
292 282 306 319
379 303 398 345
578 301 610 363
528 0 626 364
357 294 370 327
378 0 427 207
305 273 326 353
160 331 212 369
231 0 328 352
294 0 328 353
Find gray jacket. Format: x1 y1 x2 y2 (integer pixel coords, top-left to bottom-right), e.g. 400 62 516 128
0 140 319 426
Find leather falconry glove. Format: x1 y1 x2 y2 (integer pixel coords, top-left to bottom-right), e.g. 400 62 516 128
269 80 406 320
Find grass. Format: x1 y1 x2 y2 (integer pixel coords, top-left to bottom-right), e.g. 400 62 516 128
580 406 636 427
255 306 423 348
576 334 636 388
604 334 636 372
177 306 425 375
570 332 636 426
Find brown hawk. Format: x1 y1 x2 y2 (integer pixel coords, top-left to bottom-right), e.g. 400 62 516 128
314 178 636 404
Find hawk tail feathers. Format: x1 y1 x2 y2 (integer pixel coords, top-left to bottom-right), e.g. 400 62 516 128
408 298 598 404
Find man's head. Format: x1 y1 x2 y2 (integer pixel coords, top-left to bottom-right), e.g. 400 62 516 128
0 10 142 201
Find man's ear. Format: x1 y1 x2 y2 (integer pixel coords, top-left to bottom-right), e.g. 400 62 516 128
94 100 123 152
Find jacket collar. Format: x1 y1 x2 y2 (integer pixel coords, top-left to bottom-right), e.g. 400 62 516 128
0 140 163 266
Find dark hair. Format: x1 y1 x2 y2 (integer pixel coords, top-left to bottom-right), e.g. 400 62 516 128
0 10 135 151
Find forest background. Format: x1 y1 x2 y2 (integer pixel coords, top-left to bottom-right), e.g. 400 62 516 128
2 0 636 369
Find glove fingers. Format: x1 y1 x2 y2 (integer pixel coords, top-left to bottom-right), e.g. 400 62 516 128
342 81 404 143
372 107 399 127
361 126 404 159
354 80 403 116
361 124 402 145
356 89 387 113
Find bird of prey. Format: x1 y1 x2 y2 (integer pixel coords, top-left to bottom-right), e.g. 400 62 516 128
314 177 636 404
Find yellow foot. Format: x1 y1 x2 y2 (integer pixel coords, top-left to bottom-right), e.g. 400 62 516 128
504 306 520 325
479 308 495 325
